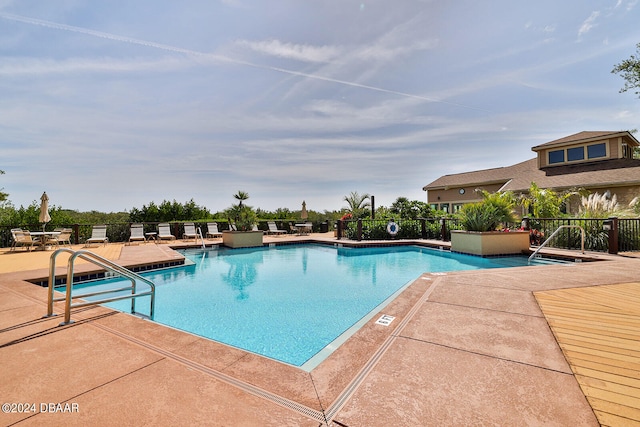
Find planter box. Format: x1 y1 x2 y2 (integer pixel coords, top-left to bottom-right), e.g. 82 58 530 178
450 230 529 256
222 231 264 248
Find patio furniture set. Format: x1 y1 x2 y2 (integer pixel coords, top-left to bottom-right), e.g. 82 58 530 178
10 220 316 251
9 228 72 251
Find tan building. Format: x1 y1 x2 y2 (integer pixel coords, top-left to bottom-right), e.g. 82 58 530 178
423 131 640 215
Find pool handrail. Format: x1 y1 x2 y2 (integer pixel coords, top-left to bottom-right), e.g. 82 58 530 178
528 225 584 265
197 226 205 249
45 248 155 325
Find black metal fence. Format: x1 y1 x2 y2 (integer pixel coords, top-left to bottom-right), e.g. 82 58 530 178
338 218 462 241
3 217 640 253
337 217 640 253
619 218 640 252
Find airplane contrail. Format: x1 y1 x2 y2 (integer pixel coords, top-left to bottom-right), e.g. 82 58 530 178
0 12 489 112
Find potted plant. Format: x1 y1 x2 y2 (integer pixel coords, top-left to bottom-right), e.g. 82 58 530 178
450 190 529 256
222 191 263 248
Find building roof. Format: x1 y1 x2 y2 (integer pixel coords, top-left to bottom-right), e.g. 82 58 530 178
531 130 639 151
503 158 640 192
423 159 535 190
423 157 640 193
424 131 640 194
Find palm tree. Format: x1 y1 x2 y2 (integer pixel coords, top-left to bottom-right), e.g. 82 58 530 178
227 191 257 231
343 191 371 218
233 190 249 207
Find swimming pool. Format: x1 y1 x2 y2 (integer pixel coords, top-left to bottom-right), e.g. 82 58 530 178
74 244 555 369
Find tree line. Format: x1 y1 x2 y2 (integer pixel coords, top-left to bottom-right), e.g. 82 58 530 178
0 192 437 228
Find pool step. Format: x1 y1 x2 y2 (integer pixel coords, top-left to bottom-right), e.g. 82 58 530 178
528 256 575 266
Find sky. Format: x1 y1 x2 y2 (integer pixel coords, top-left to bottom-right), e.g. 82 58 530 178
1 1 639 214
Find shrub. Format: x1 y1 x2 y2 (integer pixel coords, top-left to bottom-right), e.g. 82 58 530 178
457 190 517 232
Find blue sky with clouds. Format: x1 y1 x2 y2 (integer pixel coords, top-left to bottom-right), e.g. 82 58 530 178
1 1 639 213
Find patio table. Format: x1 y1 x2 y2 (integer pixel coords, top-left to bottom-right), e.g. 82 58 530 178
29 231 61 250
295 223 312 236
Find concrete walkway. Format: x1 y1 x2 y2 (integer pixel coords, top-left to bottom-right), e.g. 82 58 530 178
1 237 639 426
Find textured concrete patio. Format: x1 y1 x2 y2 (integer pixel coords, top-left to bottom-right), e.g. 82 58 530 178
1 235 638 426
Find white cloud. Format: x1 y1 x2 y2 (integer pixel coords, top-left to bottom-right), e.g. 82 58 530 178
236 39 343 63
614 110 633 120
524 21 556 34
616 0 639 11
578 11 600 37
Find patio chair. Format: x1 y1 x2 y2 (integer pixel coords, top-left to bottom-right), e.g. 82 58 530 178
128 224 146 245
288 222 298 234
11 230 42 251
206 222 222 238
48 228 73 248
158 223 176 241
267 221 286 235
10 228 22 250
57 228 73 246
84 225 109 247
296 222 313 236
183 222 198 241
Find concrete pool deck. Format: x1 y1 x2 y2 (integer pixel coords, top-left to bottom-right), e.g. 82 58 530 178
1 235 639 426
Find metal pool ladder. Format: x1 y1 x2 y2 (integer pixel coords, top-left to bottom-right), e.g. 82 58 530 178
45 248 156 325
528 225 585 265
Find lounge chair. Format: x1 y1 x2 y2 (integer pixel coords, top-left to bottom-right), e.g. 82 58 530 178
229 223 237 231
85 225 109 247
11 230 42 251
267 221 286 235
183 222 198 241
128 224 146 245
158 223 176 241
206 222 222 238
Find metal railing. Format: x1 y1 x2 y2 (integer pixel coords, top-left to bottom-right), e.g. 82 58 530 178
196 226 205 249
337 218 463 241
3 217 639 251
334 217 640 253
46 248 155 325
528 225 584 264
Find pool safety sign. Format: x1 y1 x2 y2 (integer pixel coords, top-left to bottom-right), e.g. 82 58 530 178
375 314 395 326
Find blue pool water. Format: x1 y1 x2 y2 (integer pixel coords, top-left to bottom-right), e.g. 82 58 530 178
73 244 548 368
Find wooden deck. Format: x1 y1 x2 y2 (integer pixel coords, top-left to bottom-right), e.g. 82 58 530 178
535 283 640 427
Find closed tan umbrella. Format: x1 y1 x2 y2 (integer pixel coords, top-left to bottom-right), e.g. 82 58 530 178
39 191 51 231
301 200 308 220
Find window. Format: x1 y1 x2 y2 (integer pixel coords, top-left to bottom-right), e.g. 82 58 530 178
587 143 606 159
429 203 439 211
567 146 584 161
548 150 564 164
452 203 464 213
439 203 449 213
622 143 630 159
